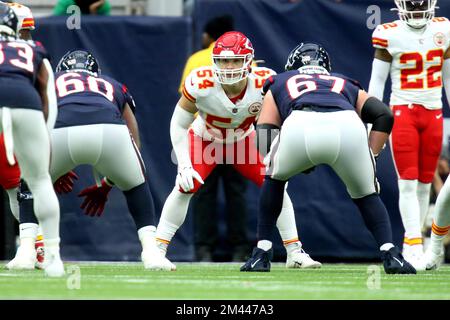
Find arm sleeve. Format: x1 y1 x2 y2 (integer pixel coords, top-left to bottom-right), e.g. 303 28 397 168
42 59 58 131
170 105 195 169
368 58 391 101
122 84 136 114
443 59 450 107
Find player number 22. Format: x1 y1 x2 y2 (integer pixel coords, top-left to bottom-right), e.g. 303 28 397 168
400 49 444 90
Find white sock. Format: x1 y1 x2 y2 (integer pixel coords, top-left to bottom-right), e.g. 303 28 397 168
428 177 450 253
380 243 394 251
417 182 431 228
6 188 19 221
430 232 446 254
155 188 193 250
276 190 300 249
43 238 61 259
37 225 43 239
138 225 156 251
257 240 272 251
19 223 38 240
398 179 422 241
27 175 60 240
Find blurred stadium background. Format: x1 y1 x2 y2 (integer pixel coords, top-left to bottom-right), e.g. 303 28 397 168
1 0 450 264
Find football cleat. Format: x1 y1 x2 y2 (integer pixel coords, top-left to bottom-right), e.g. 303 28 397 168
423 247 444 271
240 247 272 272
35 237 45 270
142 247 176 271
402 245 426 271
5 245 36 270
43 253 65 277
381 247 416 274
286 248 322 269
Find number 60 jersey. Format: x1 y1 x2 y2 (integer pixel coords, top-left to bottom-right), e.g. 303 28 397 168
372 17 450 109
182 66 275 144
54 71 136 128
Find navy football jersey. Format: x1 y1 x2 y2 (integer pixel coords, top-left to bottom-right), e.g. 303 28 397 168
54 71 136 128
263 70 363 123
0 36 49 109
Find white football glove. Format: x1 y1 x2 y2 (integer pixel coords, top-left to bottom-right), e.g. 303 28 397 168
176 167 204 192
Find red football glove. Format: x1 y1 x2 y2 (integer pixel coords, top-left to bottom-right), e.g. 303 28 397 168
77 178 113 217
54 171 79 194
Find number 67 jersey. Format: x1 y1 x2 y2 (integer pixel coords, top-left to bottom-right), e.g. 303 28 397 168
372 17 450 109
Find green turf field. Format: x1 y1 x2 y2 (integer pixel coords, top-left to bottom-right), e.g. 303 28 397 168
1 262 449 300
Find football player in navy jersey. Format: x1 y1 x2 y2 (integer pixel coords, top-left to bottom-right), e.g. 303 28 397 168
45 49 174 270
240 43 415 274
0 3 64 277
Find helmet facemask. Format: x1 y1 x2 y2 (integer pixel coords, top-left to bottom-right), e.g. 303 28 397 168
394 0 437 29
212 52 253 85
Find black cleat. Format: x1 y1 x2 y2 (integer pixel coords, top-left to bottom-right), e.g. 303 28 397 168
240 247 272 272
381 247 416 274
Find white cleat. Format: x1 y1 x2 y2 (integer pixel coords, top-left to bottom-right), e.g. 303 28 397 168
43 253 65 277
286 248 322 269
423 248 444 271
403 250 426 271
5 246 36 270
142 248 176 271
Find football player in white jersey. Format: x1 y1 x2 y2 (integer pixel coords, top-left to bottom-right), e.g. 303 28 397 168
368 0 450 270
4 1 34 39
156 31 321 269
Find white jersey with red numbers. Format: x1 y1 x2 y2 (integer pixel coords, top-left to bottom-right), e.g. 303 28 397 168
182 66 275 144
372 17 450 109
5 2 35 30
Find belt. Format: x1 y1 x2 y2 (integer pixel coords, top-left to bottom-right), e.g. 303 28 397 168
392 103 426 109
294 105 317 112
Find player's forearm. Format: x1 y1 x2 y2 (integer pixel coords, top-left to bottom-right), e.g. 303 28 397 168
443 59 450 107
368 131 389 157
368 59 390 101
170 105 195 168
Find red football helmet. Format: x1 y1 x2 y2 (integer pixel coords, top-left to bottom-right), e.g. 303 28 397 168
212 31 254 85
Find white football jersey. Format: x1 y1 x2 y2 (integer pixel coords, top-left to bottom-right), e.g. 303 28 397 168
6 2 35 30
372 17 450 109
182 66 275 143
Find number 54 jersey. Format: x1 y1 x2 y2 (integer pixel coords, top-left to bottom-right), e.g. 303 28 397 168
372 17 450 109
182 66 275 144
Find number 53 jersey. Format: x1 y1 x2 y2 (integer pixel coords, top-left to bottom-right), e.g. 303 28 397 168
54 71 135 128
182 66 275 144
372 17 450 109
0 38 48 109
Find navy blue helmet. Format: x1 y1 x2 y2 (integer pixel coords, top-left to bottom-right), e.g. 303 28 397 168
0 3 18 37
285 43 331 72
56 50 101 74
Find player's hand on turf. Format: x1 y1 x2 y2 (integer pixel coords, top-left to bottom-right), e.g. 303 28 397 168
176 167 204 192
78 179 113 217
54 171 78 194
